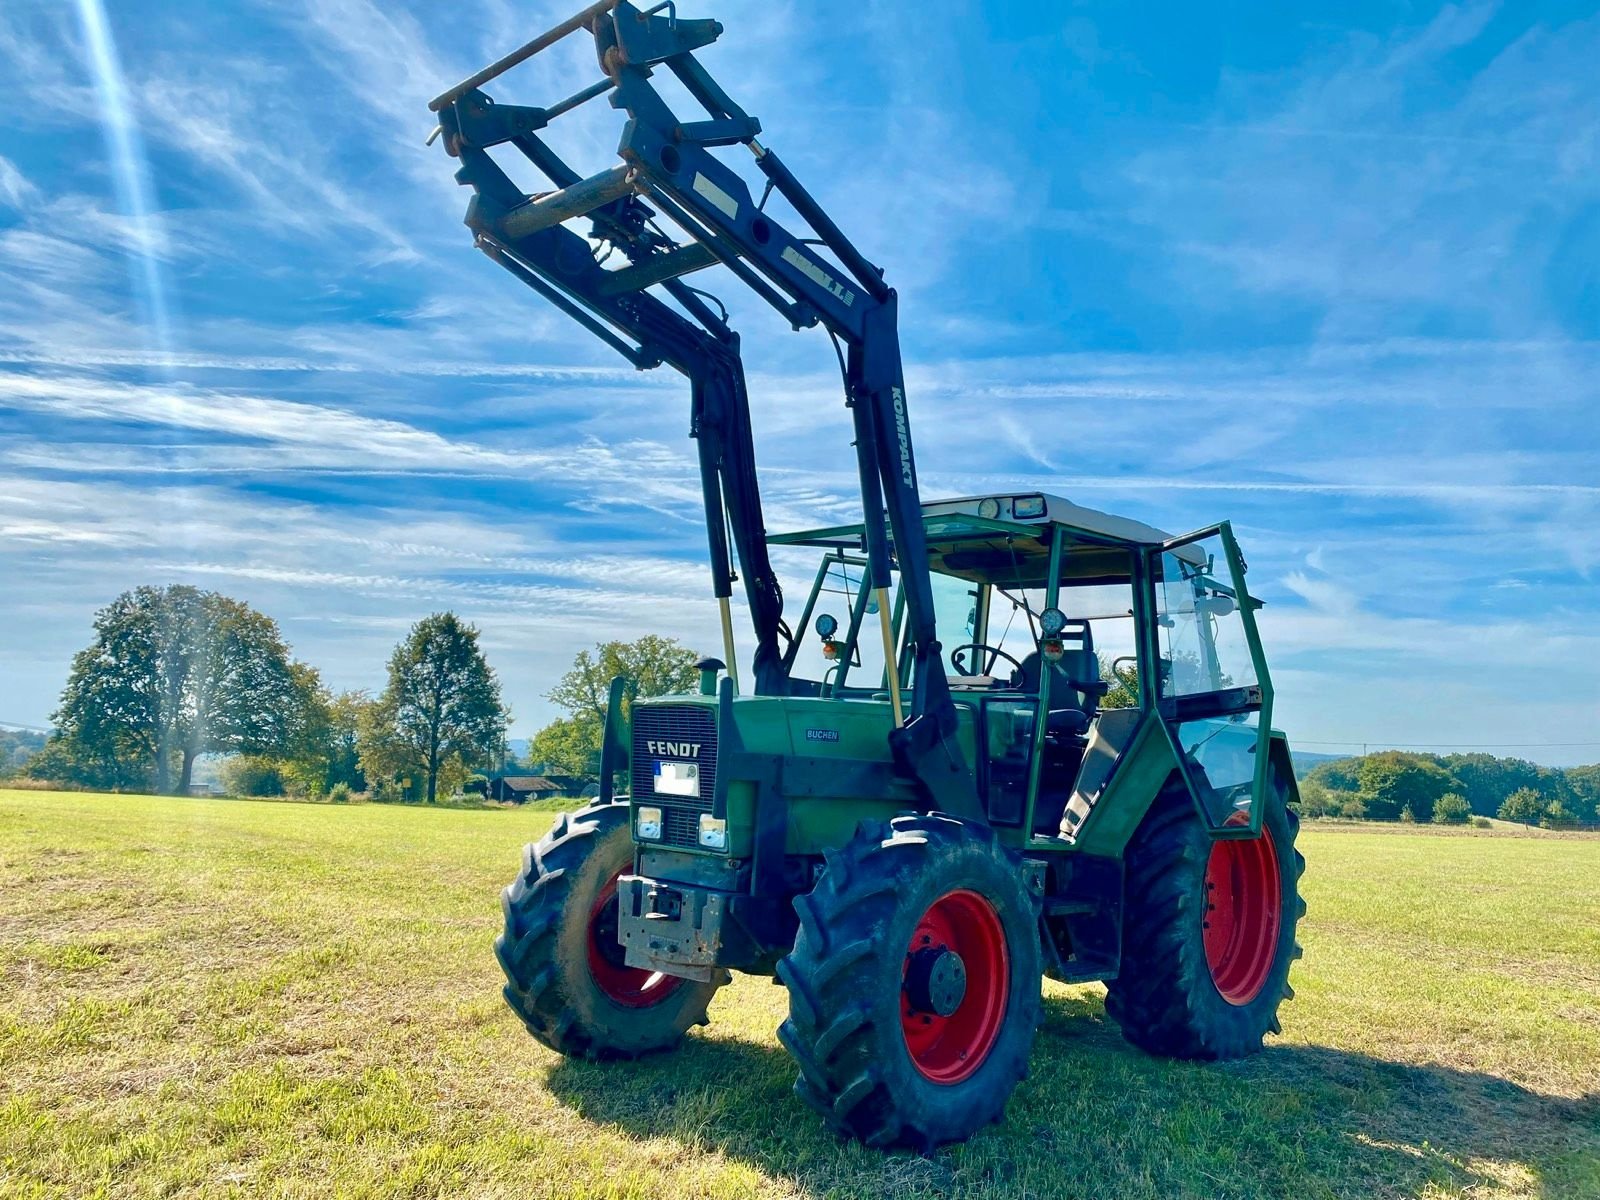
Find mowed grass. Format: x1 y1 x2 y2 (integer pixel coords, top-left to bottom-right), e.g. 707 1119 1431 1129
2 792 1597 1200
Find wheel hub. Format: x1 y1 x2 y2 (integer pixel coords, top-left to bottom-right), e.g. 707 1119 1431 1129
904 945 968 1017
586 871 684 1009
1202 832 1282 1006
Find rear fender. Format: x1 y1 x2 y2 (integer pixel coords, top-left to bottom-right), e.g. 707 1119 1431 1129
1070 724 1297 857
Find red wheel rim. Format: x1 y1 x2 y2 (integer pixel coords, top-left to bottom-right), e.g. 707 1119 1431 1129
1203 832 1282 1005
901 889 1009 1084
586 871 683 1009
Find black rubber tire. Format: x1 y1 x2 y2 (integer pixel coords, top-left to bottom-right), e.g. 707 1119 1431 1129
776 814 1042 1149
1105 771 1305 1059
495 802 721 1059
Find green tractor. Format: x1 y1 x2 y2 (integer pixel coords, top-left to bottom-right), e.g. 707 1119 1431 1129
431 2 1303 1148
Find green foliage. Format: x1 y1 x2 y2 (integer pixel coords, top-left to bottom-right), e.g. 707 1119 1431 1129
1306 757 1362 793
536 636 702 785
278 684 371 798
1497 787 1548 826
1541 799 1577 829
527 714 603 780
327 782 352 805
1304 750 1598 826
547 635 701 727
1438 753 1572 818
41 586 306 794
359 613 506 804
1356 752 1457 822
1294 777 1333 817
1564 764 1600 823
1098 654 1139 709
1432 792 1471 824
219 755 287 797
1471 815 1492 828
0 729 46 778
1337 794 1368 820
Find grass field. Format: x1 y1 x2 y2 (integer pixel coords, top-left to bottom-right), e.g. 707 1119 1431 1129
2 791 1596 1199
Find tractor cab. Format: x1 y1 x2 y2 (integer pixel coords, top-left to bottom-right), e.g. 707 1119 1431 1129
770 491 1277 844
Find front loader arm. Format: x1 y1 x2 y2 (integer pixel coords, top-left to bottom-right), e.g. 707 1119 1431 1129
430 0 977 815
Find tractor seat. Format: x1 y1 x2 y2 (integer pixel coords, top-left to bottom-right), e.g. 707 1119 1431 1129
1047 707 1090 737
1014 653 1103 719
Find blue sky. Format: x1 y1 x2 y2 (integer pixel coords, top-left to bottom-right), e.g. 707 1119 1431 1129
1 1 1597 764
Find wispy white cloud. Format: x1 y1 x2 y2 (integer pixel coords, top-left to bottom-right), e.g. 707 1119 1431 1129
0 154 37 208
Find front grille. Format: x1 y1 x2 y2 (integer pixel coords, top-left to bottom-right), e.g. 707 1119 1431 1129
632 704 718 850
662 805 702 849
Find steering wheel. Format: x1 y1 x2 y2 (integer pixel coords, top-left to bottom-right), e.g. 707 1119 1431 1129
949 643 1025 678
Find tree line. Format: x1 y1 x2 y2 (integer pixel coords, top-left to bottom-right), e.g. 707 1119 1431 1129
1299 749 1600 828
9 585 705 804
16 585 507 804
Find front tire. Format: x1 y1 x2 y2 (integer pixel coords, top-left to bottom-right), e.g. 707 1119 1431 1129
495 802 722 1059
776 815 1042 1148
1105 772 1304 1059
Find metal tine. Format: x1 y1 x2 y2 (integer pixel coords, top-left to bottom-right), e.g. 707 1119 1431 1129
429 0 620 112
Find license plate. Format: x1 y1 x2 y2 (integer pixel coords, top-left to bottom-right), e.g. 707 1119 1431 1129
654 760 699 797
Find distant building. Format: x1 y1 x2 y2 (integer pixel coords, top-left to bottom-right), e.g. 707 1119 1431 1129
489 775 564 803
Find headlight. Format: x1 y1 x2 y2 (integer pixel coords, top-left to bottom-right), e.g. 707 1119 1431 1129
636 806 663 840
697 814 727 850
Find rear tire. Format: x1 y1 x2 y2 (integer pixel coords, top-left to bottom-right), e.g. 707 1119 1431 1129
776 815 1042 1148
1105 771 1304 1059
495 802 722 1059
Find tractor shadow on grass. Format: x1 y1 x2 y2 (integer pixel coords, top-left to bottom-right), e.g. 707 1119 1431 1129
545 989 1599 1199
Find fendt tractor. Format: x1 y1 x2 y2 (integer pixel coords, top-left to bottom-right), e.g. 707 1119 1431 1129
429 1 1305 1147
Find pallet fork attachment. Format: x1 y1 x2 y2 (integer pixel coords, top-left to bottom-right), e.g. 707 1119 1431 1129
430 0 978 816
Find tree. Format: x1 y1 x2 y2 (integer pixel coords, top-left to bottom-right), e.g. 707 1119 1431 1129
360 613 506 804
0 729 46 778
1294 777 1336 818
220 755 286 797
1305 756 1362 794
1563 764 1600 824
1432 792 1471 824
1497 787 1548 826
323 691 370 793
1356 751 1457 822
1542 799 1577 829
1337 794 1367 820
49 586 304 794
548 635 701 727
528 714 602 779
278 680 370 798
537 636 702 785
1438 753 1571 818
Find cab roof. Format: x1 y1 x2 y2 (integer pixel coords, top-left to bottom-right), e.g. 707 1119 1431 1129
768 493 1196 588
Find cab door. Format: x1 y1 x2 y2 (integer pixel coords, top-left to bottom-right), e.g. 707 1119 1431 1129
1146 522 1273 837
